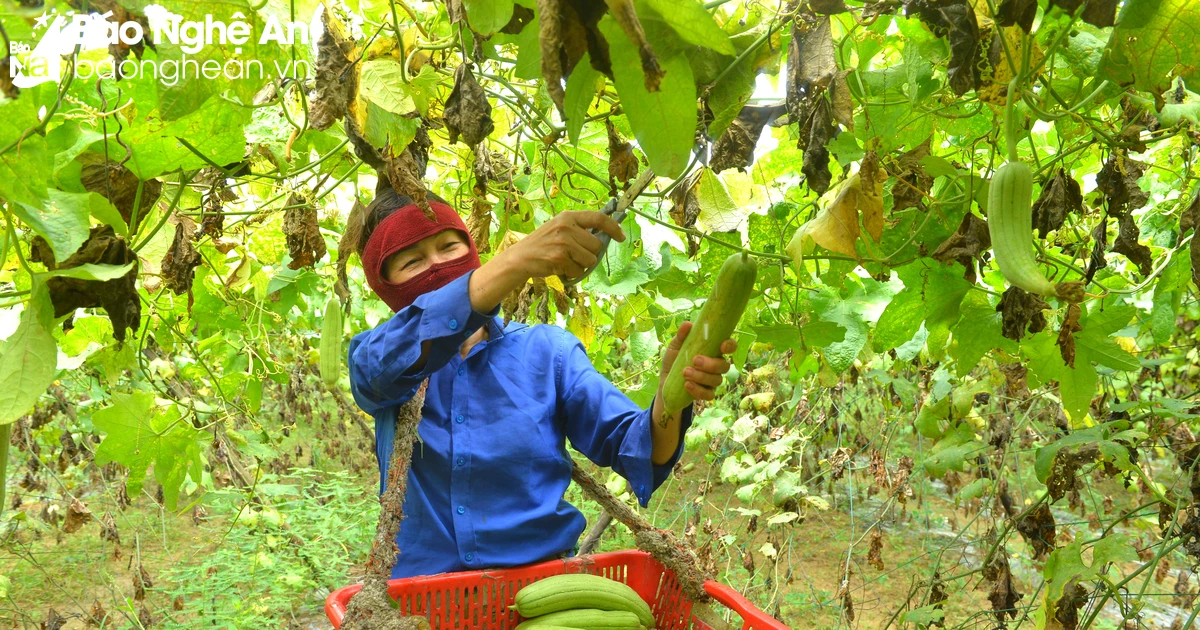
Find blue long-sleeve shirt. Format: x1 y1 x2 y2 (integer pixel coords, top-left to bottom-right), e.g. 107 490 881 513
347 270 693 578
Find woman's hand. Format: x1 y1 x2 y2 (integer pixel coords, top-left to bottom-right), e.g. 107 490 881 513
502 211 626 279
467 211 625 314
659 321 736 402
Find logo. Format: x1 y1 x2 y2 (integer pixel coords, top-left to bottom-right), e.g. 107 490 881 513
6 6 318 88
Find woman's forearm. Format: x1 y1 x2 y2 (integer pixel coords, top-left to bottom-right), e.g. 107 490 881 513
467 249 530 313
650 391 682 465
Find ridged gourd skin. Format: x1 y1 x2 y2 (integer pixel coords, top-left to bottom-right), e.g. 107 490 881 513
513 574 654 627
662 252 758 416
987 161 1058 297
514 609 643 630
319 296 343 387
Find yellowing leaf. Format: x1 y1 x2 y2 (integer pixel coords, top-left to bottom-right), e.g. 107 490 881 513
785 164 886 273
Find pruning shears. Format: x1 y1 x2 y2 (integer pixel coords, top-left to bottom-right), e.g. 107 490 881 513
559 167 657 287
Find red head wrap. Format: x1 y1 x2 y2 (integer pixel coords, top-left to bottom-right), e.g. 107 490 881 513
361 201 481 312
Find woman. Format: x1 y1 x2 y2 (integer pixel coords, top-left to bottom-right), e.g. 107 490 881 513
346 184 735 579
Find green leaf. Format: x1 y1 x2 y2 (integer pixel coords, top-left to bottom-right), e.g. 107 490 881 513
93 391 205 510
407 66 441 116
923 422 981 479
0 134 51 210
1076 335 1139 371
695 170 745 232
464 0 514 35
950 291 1015 377
601 17 697 179
1101 0 1200 95
86 192 129 236
1042 534 1137 607
364 100 420 155
0 283 57 426
642 0 735 56
873 284 924 352
11 189 92 264
360 59 419 114
564 53 603 145
814 279 896 372
901 605 946 627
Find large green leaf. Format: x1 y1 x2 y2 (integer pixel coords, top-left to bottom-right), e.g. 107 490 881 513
464 0 514 35
641 0 735 56
1101 0 1200 94
359 59 419 115
0 283 57 427
601 17 697 179
92 391 206 510
564 53 602 145
11 189 92 263
949 291 1016 377
0 134 52 211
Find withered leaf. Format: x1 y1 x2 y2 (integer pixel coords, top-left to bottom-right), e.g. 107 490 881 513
384 149 433 219
1015 502 1056 559
801 97 838 195
29 226 140 342
982 546 1022 621
198 172 236 238
133 562 153 602
996 0 1037 32
859 151 884 242
309 9 356 131
78 153 162 235
837 577 854 622
787 166 884 268
537 0 611 116
997 286 1048 341
444 64 494 146
467 197 493 255
89 600 108 625
282 194 328 270
886 137 933 212
670 169 703 256
1111 212 1153 276
1096 152 1149 214
161 216 201 304
829 70 855 130
866 529 885 570
932 212 991 283
1052 579 1089 630
710 104 786 174
786 13 837 120
1085 217 1108 282
606 119 639 184
335 199 366 303
1057 303 1082 369
41 609 67 630
1032 169 1084 238
905 0 982 96
62 498 91 533
606 0 664 92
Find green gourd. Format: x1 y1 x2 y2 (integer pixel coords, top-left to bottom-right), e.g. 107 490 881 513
514 609 643 630
662 252 757 416
512 574 653 628
319 296 343 387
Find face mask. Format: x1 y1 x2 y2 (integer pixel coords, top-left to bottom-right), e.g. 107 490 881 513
362 202 481 312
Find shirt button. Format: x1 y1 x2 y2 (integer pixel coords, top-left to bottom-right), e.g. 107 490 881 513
639 484 646 495
456 457 465 467
457 368 465 376
449 318 459 330
457 505 466 514
455 414 464 424
465 553 474 562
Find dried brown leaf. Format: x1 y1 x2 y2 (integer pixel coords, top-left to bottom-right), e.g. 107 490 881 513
467 197 493 255
62 498 91 533
1057 303 1082 369
78 154 162 236
1032 169 1084 238
887 137 934 212
905 0 982 96
710 104 786 174
867 529 885 570
282 195 327 270
1111 211 1153 276
800 98 837 195
161 215 202 304
981 546 1022 621
29 226 140 342
444 63 494 146
996 0 1037 31
309 9 356 131
1015 502 1056 559
1096 152 1149 214
606 0 664 92
606 119 639 183
932 212 991 283
997 286 1049 342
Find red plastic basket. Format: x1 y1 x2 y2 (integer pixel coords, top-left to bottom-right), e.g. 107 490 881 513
325 550 789 629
